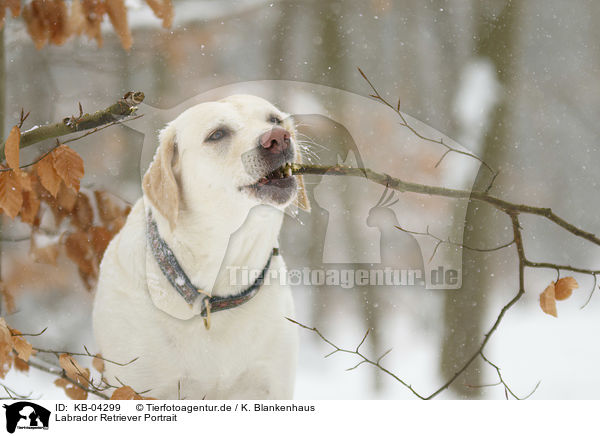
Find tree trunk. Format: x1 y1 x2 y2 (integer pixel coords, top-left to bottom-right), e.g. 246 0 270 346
440 0 520 398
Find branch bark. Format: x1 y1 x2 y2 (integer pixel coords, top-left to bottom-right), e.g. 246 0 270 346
0 91 145 160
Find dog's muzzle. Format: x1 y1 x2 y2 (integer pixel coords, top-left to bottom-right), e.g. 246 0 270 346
239 127 298 204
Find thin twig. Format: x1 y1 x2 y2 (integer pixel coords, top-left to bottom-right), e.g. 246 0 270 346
523 260 600 276
10 327 48 337
357 67 497 188
395 224 515 263
32 346 138 367
478 352 540 400
581 274 598 309
286 317 427 399
0 383 33 400
17 109 30 129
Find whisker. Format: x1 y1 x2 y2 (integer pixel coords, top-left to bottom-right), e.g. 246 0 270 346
297 137 332 152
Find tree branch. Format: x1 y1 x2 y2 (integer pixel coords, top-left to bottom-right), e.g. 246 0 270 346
0 91 145 160
291 163 600 247
26 358 110 400
288 166 593 398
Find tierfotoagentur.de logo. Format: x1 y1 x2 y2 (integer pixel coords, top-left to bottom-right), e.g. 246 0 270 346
2 402 50 433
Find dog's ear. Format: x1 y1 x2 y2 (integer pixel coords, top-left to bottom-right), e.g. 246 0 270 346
143 125 180 229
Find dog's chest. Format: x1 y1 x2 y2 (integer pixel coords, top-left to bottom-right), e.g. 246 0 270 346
94 201 297 399
133 283 294 399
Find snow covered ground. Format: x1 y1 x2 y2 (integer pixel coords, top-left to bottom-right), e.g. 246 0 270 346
3 274 600 400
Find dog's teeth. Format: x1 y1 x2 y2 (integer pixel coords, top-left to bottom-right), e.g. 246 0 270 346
285 167 292 177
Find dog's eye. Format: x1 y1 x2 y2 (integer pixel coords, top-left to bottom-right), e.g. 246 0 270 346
269 115 282 125
207 129 227 142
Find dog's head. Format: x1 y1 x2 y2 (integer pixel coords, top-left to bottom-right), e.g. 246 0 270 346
142 94 309 229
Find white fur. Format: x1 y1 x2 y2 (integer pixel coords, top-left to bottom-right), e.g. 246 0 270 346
93 95 299 399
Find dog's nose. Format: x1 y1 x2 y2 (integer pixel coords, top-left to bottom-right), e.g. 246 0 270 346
259 127 290 153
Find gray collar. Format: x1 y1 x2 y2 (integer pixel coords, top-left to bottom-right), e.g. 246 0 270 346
146 210 278 319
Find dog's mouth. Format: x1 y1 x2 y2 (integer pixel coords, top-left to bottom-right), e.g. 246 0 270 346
242 162 297 204
256 162 294 185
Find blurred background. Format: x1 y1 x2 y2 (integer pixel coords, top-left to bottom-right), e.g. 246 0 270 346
1 0 600 399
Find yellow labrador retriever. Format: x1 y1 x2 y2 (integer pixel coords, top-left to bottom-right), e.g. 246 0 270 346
93 95 308 399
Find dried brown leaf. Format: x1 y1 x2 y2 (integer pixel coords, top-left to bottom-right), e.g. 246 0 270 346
30 241 60 266
81 0 105 46
92 354 105 373
10 329 33 362
1 284 16 315
56 183 78 214
59 353 90 387
4 125 20 170
90 226 112 259
15 170 33 192
46 0 69 45
64 231 98 290
41 182 77 226
0 318 14 378
14 357 29 373
56 354 105 401
7 0 21 17
55 377 88 400
64 231 95 273
94 190 119 224
3 258 69 300
145 0 173 28
22 1 49 50
68 0 85 35
0 169 23 218
52 145 84 191
20 190 41 224
111 386 142 400
36 155 62 197
105 0 132 50
72 192 94 231
555 276 579 301
77 268 97 291
94 190 130 232
111 215 126 233
540 282 557 317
